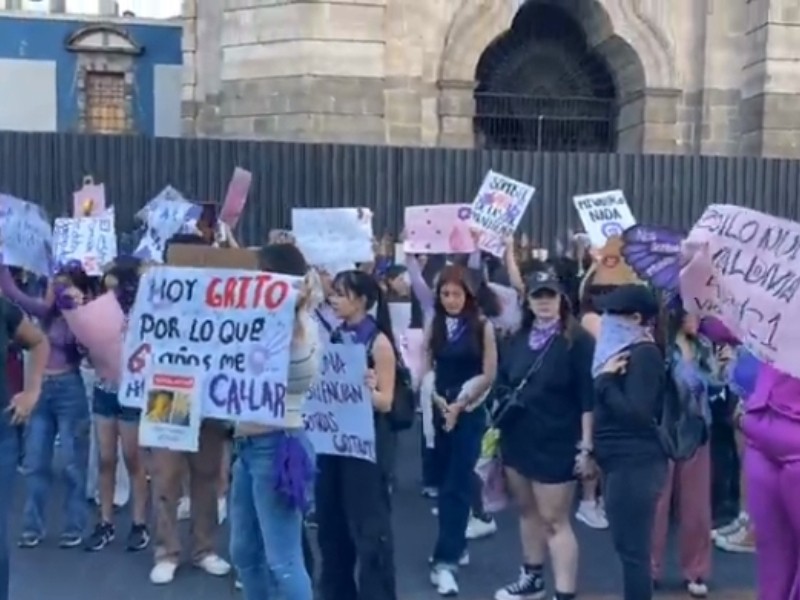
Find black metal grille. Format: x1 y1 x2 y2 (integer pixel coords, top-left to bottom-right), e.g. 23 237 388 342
473 93 616 152
1 131 799 249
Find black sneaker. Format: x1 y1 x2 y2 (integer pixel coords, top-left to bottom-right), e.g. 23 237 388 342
17 532 42 549
126 523 150 552
494 566 546 600
59 532 84 548
84 522 114 551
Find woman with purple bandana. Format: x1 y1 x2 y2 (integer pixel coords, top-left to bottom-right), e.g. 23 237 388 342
424 265 497 596
493 270 594 600
229 243 319 600
316 269 399 600
0 261 95 550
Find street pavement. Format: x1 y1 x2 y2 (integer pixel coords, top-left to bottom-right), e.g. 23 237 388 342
9 429 756 600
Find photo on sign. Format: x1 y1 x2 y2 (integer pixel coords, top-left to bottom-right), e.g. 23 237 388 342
146 388 192 427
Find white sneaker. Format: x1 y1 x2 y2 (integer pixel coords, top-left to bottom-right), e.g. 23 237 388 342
711 513 746 540
235 579 243 590
431 506 438 516
196 553 231 576
687 579 708 598
428 551 470 567
177 496 191 521
466 515 497 540
575 500 608 530
218 497 227 525
150 561 178 585
432 568 459 596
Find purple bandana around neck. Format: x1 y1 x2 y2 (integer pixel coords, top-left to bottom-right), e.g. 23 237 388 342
341 316 378 344
528 319 560 350
445 316 465 340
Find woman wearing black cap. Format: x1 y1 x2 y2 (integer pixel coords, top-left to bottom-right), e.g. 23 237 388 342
493 269 595 600
592 283 668 600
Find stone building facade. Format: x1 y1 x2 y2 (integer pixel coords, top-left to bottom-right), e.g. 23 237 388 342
181 0 800 157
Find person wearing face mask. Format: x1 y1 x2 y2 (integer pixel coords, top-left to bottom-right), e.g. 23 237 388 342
592 284 668 600
493 270 594 600
424 265 497 597
316 269 398 600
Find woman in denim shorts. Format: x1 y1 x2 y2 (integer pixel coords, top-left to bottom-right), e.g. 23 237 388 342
84 257 151 552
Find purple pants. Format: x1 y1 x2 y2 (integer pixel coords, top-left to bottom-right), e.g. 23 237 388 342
743 409 800 600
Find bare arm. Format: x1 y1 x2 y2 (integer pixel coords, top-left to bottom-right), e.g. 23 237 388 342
460 321 498 408
371 333 396 413
504 241 524 294
15 317 49 393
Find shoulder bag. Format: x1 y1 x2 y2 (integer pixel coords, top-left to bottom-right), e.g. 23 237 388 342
490 335 556 429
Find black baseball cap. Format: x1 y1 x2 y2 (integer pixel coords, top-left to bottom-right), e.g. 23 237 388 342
525 270 562 295
595 283 659 318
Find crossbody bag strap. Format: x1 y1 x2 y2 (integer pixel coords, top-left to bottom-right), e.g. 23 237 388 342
512 334 557 393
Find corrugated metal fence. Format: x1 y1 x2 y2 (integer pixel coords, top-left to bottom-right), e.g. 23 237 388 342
3 131 800 247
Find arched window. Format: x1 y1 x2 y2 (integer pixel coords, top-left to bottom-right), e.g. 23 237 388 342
474 3 617 152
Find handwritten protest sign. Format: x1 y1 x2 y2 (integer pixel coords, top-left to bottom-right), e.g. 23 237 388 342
135 187 201 263
304 344 376 462
119 266 300 425
404 204 476 254
139 365 202 452
573 190 637 248
292 208 374 266
0 195 52 276
72 175 106 217
680 204 800 378
62 292 125 383
219 167 252 229
470 171 535 256
52 212 117 275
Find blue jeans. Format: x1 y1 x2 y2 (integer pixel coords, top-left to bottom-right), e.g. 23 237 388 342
229 432 313 600
0 412 18 600
22 371 89 538
432 408 486 568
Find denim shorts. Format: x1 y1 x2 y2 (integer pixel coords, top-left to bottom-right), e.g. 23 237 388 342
92 388 140 423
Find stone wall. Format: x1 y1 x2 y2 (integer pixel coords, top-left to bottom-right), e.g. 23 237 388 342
181 0 800 158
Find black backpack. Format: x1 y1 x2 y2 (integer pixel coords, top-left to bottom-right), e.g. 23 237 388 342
654 357 708 461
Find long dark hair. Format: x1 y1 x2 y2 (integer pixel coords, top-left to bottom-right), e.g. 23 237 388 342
429 265 483 357
258 243 308 277
103 255 142 315
332 269 395 347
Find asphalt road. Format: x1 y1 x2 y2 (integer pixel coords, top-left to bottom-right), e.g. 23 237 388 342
9 428 756 600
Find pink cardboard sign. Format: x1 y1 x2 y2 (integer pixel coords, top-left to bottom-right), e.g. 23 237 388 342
403 204 476 254
72 176 106 217
219 167 252 228
62 292 125 383
679 204 800 378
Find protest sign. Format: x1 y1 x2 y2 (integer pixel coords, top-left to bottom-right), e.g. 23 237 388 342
219 167 252 229
304 344 376 462
52 212 117 275
573 190 637 248
398 328 425 389
139 365 202 452
119 265 300 425
0 194 52 276
62 292 125 384
680 204 800 378
389 302 411 334
403 204 476 254
292 208 374 266
469 170 535 257
134 187 201 263
72 175 106 217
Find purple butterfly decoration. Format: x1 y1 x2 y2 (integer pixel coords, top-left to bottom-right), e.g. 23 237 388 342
621 225 686 296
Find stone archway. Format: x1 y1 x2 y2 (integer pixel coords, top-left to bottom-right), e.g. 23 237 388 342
436 0 679 152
